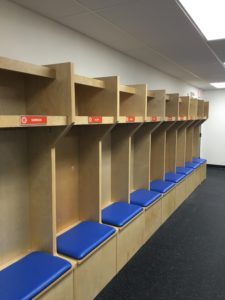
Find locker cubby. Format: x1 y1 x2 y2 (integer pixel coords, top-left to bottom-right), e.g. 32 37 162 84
0 56 73 128
165 93 179 121
197 100 204 119
0 127 55 269
101 123 145 272
189 98 198 120
146 90 166 122
54 124 117 300
204 101 209 119
150 123 176 222
118 82 146 123
130 122 162 243
179 96 190 120
73 74 118 125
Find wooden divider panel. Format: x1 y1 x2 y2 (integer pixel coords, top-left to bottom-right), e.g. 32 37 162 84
166 93 179 119
165 122 178 173
204 101 209 119
185 121 195 162
179 96 190 120
197 100 204 119
147 90 166 121
175 122 187 167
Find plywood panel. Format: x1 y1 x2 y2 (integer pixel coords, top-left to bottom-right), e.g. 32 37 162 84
179 96 190 117
26 63 74 123
147 90 166 118
177 123 186 166
76 76 118 118
166 93 179 118
165 123 177 173
151 124 166 181
0 129 30 266
0 70 26 115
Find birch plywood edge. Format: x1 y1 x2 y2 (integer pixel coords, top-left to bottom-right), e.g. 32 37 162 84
0 56 55 78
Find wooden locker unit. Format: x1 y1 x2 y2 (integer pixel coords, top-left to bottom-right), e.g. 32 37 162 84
118 81 147 123
0 126 73 299
204 101 209 119
179 96 190 121
189 98 198 120
101 123 145 272
165 93 179 121
0 56 77 127
130 122 163 243
151 122 176 223
146 89 166 122
73 74 118 125
54 124 117 300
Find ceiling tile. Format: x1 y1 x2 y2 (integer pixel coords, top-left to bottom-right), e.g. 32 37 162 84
76 0 130 11
62 12 145 52
208 39 225 62
12 0 88 18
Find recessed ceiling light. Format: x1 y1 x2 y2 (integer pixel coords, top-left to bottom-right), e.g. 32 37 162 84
210 82 225 88
178 0 225 41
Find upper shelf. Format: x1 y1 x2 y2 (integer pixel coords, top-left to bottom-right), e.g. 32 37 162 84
146 89 165 122
0 56 55 78
165 93 179 121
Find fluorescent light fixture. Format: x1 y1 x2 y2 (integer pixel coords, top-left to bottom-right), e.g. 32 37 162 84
178 0 225 40
210 82 225 88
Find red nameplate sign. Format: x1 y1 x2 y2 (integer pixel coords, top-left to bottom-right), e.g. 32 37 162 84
126 116 135 122
88 116 102 123
20 116 47 125
167 116 173 121
151 116 157 122
179 116 184 120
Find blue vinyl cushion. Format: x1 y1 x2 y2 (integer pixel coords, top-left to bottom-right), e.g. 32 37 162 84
165 172 185 183
130 189 161 207
102 202 143 227
176 166 193 175
150 180 175 193
0 252 71 300
193 157 207 164
185 161 201 169
57 221 115 260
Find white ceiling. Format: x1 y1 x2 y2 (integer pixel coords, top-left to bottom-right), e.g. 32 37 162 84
10 0 225 90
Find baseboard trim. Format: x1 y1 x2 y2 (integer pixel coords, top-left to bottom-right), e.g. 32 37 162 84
207 164 225 169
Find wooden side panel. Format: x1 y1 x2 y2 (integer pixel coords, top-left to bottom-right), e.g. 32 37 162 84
147 90 166 118
166 93 179 118
186 125 194 162
175 180 186 209
117 213 145 272
179 96 190 117
74 236 117 300
132 125 151 191
55 127 80 233
144 199 162 243
162 188 176 223
29 128 58 253
36 272 74 300
76 76 118 118
165 125 177 173
151 125 166 181
204 101 209 119
0 129 30 266
119 84 146 117
26 63 74 123
111 124 139 203
177 124 186 166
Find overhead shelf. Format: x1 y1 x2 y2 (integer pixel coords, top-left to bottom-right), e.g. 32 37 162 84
0 56 55 78
146 90 165 122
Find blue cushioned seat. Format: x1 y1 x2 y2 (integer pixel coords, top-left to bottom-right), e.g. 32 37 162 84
176 166 193 175
0 252 71 300
130 189 161 207
57 221 115 260
165 172 185 183
150 180 175 193
185 161 201 169
102 202 143 227
193 157 207 164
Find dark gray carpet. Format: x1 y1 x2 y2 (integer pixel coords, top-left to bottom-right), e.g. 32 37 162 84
96 167 225 300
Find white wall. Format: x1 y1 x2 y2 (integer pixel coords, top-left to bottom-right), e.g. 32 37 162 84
201 90 225 166
0 0 201 96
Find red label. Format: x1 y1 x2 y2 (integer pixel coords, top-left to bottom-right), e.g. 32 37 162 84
151 116 157 122
88 116 102 123
167 116 173 121
126 116 135 122
20 115 47 125
179 115 184 120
